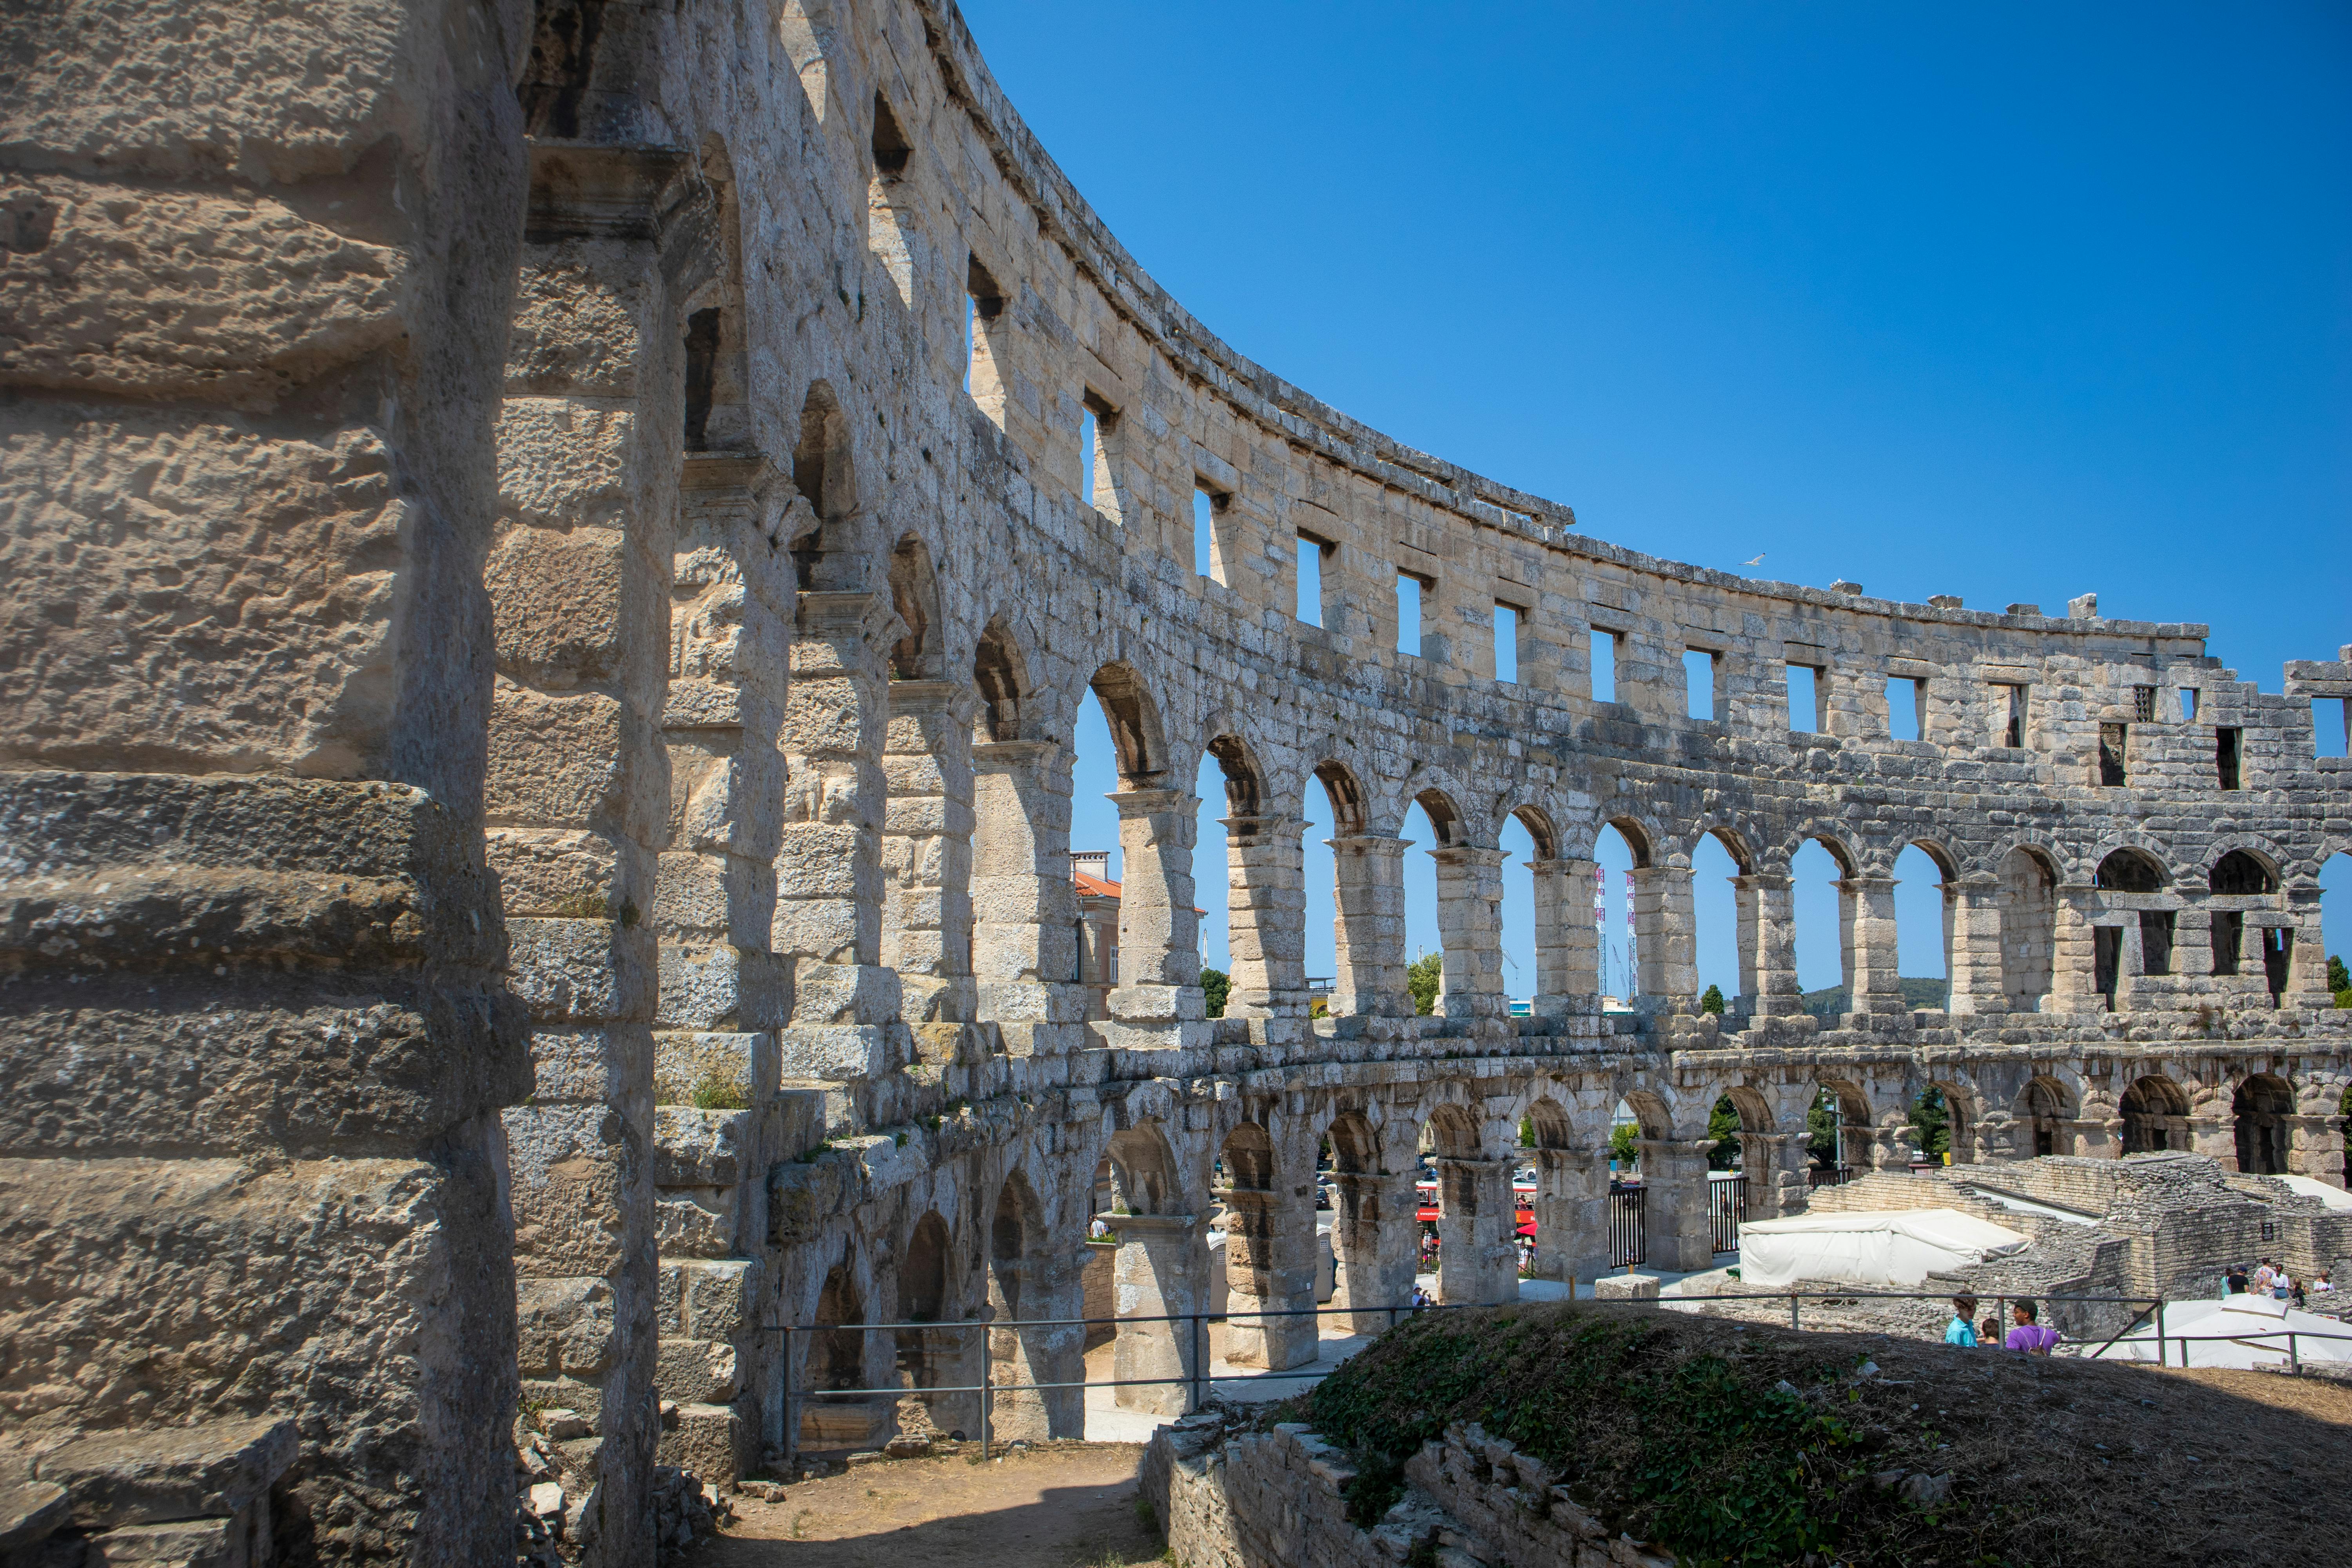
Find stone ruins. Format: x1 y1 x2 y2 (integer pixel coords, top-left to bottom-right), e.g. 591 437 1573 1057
4 1 2349 1564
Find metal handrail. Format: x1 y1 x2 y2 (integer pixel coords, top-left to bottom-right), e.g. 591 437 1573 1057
770 1286 2343 1463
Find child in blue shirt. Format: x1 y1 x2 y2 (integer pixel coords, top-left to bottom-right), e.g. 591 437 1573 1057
1944 1293 1980 1347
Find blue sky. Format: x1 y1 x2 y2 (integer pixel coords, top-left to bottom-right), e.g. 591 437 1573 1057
965 2 2352 994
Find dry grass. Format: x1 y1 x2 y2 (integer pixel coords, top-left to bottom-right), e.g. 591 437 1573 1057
1285 1300 2352 1567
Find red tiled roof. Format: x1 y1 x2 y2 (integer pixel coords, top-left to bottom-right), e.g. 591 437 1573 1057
1074 869 1121 898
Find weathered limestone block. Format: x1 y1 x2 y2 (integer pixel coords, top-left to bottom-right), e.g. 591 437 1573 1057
36 1416 293 1530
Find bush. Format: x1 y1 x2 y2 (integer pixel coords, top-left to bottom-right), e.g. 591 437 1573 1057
1200 966 1230 1018
1407 951 1443 1016
690 1070 752 1111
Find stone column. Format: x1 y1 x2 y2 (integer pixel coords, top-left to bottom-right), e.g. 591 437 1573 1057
1529 858 1597 1013
1223 813 1310 1019
1328 1171 1419 1333
1104 788 1209 1049
2285 899 2334 1009
880 681 977 1025
1969 1110 2022 1164
1748 1133 1811 1220
1215 1183 1318 1370
2047 888 2102 1014
1945 879 2005 1015
2189 1110 2238 1170
987 1249 1083 1441
970 740 1085 1058
1111 1215 1209 1416
1431 846 1510 1017
1530 1149 1612 1282
2289 1114 2346 1186
1432 1157 1518 1305
1638 1139 1719 1272
1840 875 1902 1013
1739 874 1805 1016
1632 865 1698 1006
1328 835 1410 1016
778 592 902 1101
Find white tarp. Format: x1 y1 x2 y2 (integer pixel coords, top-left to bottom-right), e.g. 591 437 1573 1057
1736 1208 2031 1287
2093 1292 2352 1369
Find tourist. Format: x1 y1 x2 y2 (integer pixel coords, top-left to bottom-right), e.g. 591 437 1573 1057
2253 1258 2277 1294
2225 1265 2249 1296
1944 1294 1980 1347
2315 1269 2336 1294
1978 1310 2003 1346
2004 1299 2060 1354
2271 1266 2293 1302
1088 1214 1111 1241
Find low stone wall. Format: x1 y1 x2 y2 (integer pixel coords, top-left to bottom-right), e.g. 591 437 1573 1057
1144 1412 1673 1567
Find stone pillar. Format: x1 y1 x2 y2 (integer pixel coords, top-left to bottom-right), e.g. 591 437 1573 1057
2189 1109 2238 1170
1739 875 1805 1016
1842 875 1903 1013
1111 1215 1208 1416
2285 899 2334 1009
1328 1171 1419 1332
1104 789 1208 1048
1971 1110 2024 1163
1431 846 1510 1017
970 740 1085 1058
2289 1114 2346 1186
1945 879 2005 1014
1529 858 1597 1013
1530 1149 1612 1282
1215 1183 1318 1370
1223 814 1310 1018
1749 1133 1811 1220
987 1249 1083 1441
880 681 977 1025
778 592 902 1102
1432 1157 1517 1305
1866 1119 1917 1171
1638 1139 1719 1272
1328 834 1410 1016
1632 865 1698 1006
2048 889 2101 1014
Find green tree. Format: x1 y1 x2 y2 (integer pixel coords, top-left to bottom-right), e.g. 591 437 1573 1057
1806 1087 1842 1167
1519 1116 1536 1148
1706 1094 1741 1169
1407 951 1443 1016
1911 1085 1949 1162
1609 1120 1642 1169
1699 983 1726 1015
1200 967 1230 1018
2330 954 2350 1007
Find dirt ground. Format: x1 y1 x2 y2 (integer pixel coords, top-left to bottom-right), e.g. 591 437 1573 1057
693 1443 1163 1568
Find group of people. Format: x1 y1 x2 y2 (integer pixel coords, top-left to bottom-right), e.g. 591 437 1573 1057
2224 1258 2331 1306
1942 1293 2061 1353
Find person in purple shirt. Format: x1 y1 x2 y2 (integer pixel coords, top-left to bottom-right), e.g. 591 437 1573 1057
2004 1298 2060 1354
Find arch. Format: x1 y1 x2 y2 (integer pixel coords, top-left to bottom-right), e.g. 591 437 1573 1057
1809 1079 1873 1170
2018 1075 2075 1158
1791 829 1858 878
1202 733 1264 818
1311 759 1369 837
1602 814 1657 869
886 534 942 680
2094 848 2167 893
1503 803 1560 862
1618 1088 1673 1142
1327 1109 1381 1172
2119 1076 2191 1154
972 615 1030 743
1523 1096 1574 1151
1412 786 1465 849
989 1169 1043 1321
809 1261 866 1394
1105 1120 1182 1216
1691 822 1757 875
2209 849 2279 896
1217 1121 1277 1192
901 1211 949 1323
1084 661 1165 784
1420 1101 1484 1160
2233 1073 2295 1175
790 381 854 588
1919 1078 1979 1164
1996 846 2058 1011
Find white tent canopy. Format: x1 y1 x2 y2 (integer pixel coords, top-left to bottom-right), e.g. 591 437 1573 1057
1737 1208 2030 1287
2093 1292 2352 1370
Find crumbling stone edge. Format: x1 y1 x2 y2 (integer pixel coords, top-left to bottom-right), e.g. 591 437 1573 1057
1143 1408 1675 1568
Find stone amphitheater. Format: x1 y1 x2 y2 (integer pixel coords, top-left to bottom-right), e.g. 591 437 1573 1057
4 2 2350 1565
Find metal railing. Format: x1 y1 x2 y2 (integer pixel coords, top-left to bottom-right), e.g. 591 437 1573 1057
771 1289 2352 1468
1708 1175 1748 1254
1608 1187 1646 1267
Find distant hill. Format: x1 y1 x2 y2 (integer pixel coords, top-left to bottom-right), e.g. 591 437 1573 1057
1801 977 1949 1017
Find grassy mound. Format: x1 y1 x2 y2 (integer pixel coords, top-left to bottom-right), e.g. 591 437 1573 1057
1288 1301 2352 1568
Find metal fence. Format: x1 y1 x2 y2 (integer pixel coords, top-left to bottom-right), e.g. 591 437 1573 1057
770 1287 2352 1466
1807 1164 1857 1190
1708 1174 1748 1253
1608 1186 1646 1267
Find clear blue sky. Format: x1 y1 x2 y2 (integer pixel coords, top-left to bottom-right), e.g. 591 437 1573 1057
970 2 2352 995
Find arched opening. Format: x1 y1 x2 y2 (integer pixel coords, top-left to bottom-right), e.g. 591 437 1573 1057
1322 1109 1396 1327
802 1259 879 1450
1892 843 1955 1011
1690 829 1748 1012
2325 849 2352 1008
989 1176 1032 1324
1066 668 1174 1025
2020 1076 2074 1159
1995 847 2056 1011
790 382 853 589
886 535 941 680
2234 1074 2295 1175
1401 789 1465 1015
1197 734 1272 1018
968 617 1068 1053
1497 810 1543 1014
2207 849 2281 995
1793 837 1852 1015
1808 1080 1872 1175
1592 822 1649 1007
972 617 1027 744
1417 1102 1500 1303
894 1212 960 1426
1909 1085 1962 1165
1105 1122 1180 1217
2095 848 2166 893
2094 849 2171 1009
2120 1076 2192 1154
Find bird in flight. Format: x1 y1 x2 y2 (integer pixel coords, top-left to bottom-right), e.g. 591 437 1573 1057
1742 553 1766 566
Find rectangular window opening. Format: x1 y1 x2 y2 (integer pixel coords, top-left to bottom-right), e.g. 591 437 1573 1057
1683 649 1717 721
1494 603 1521 684
1886 676 1924 742
2178 686 2199 723
1785 663 1818 733
1297 535 1326 627
2132 684 2156 723
2210 910 2243 975
2139 909 2174 976
2318 697 2352 759
1592 628 1620 704
1194 488 1223 583
964 254 1004 406
1077 406 1100 509
1998 683 2029 748
1396 573 1425 657
2099 722 2129 787
2216 727 2242 791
